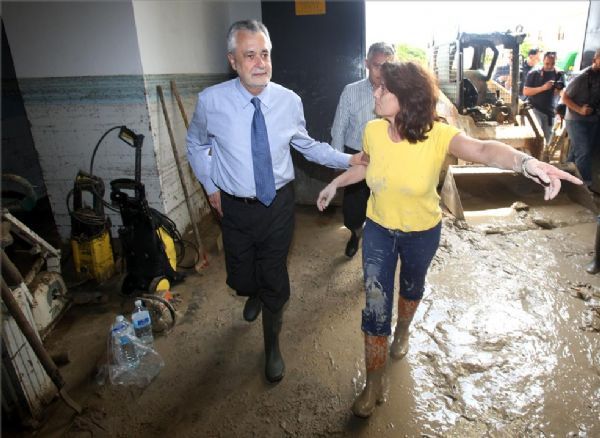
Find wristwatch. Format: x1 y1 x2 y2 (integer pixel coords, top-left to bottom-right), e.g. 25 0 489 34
520 155 536 177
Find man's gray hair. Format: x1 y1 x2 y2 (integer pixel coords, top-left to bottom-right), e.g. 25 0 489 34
227 19 271 53
367 42 395 60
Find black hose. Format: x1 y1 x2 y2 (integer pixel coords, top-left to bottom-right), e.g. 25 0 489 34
81 125 195 269
176 239 200 269
89 126 124 176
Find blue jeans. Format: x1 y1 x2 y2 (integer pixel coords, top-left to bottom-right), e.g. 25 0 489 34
566 119 599 186
361 219 441 336
532 108 553 144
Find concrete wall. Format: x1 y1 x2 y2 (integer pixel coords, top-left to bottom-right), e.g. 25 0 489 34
2 0 261 239
131 1 260 238
2 1 156 239
2 2 143 77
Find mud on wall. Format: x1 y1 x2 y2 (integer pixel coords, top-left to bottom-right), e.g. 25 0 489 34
2 1 261 239
141 73 230 233
14 75 160 237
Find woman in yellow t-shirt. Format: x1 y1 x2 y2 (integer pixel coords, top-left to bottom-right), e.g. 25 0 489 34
317 61 582 419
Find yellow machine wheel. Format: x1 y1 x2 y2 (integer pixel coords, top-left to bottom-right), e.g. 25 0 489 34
148 276 170 292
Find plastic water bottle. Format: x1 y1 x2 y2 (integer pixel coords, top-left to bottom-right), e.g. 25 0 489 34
112 315 139 369
131 300 153 347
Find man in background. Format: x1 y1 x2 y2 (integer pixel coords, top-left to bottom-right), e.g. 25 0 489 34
520 48 541 99
524 51 564 144
330 42 395 257
561 47 600 190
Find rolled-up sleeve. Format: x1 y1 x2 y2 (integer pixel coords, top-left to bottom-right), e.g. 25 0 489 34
290 98 351 169
186 97 218 195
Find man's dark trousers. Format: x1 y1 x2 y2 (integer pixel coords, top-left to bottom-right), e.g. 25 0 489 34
343 146 370 232
221 183 295 313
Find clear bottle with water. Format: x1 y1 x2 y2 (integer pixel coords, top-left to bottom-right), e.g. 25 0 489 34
112 315 139 369
131 300 154 347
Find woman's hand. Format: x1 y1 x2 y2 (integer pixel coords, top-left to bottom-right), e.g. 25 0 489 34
317 183 338 211
317 160 368 211
522 158 583 200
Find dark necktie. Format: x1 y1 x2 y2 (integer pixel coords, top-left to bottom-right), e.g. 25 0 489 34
250 97 276 206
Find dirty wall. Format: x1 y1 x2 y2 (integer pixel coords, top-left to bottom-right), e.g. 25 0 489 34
2 1 260 239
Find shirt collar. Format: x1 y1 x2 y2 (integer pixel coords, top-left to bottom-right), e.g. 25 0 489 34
234 78 272 109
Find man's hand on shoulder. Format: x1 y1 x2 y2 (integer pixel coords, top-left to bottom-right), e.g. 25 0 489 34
349 151 370 167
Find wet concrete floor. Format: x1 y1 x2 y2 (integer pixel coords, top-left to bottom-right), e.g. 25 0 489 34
8 193 600 437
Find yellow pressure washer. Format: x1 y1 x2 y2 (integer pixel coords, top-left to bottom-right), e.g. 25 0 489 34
68 171 115 283
109 127 185 295
68 126 185 294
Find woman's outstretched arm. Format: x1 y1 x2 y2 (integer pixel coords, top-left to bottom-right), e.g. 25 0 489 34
449 132 582 200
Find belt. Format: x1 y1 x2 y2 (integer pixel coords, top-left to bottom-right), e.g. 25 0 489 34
223 184 289 204
223 192 260 204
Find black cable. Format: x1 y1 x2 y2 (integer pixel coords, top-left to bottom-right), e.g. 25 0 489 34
66 189 106 228
176 239 200 269
81 125 195 270
89 126 124 176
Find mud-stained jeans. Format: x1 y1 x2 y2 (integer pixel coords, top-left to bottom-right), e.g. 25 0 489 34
361 219 441 336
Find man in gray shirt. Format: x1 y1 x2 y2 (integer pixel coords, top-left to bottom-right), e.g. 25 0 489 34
561 48 600 189
330 42 395 257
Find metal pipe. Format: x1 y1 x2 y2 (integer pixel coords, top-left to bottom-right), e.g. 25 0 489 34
2 248 24 287
1 255 82 414
23 257 45 287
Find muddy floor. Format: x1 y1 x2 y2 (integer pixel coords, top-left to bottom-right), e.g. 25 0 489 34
7 191 600 438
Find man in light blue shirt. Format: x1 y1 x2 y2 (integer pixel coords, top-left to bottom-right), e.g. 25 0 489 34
186 19 360 383
330 42 395 258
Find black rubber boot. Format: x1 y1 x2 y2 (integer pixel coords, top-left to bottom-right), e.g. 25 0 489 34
586 217 600 275
345 228 362 258
243 295 262 322
262 307 285 383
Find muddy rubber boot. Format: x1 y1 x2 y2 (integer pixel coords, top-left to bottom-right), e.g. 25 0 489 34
586 217 600 275
390 297 420 361
243 295 262 322
262 307 285 383
352 335 387 418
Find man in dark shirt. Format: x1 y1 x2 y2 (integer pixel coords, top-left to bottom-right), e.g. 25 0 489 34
561 47 600 189
524 51 564 144
520 48 541 99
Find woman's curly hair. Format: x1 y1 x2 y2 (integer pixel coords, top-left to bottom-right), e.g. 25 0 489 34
381 61 439 143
